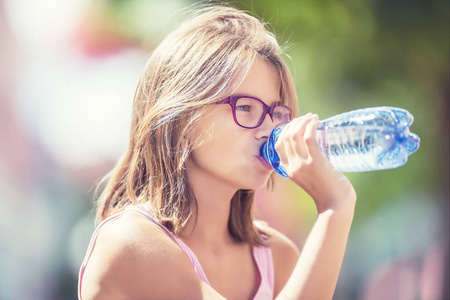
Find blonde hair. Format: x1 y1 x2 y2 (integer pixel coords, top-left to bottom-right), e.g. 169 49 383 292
95 5 298 246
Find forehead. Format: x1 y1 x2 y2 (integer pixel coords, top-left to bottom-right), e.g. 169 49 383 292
232 58 281 106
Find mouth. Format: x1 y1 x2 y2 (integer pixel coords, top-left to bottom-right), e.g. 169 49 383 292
256 156 273 170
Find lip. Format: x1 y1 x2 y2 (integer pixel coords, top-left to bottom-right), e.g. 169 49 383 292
256 156 273 170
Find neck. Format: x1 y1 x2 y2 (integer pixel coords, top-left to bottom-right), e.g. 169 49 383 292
180 166 239 248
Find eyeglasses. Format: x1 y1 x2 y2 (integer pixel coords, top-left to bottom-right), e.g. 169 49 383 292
218 95 292 129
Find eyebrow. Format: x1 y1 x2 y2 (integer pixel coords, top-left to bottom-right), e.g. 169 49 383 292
240 94 282 106
267 99 286 108
271 100 285 106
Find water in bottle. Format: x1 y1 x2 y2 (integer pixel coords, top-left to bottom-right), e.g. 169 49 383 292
261 106 420 177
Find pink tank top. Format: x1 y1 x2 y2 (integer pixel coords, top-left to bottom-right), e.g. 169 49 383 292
78 205 275 299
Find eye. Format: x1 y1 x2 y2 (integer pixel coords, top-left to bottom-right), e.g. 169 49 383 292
272 111 282 119
236 104 252 112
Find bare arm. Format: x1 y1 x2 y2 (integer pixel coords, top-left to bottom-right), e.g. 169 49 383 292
277 206 354 299
274 113 357 299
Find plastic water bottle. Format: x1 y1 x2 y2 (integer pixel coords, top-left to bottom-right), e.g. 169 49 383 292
261 106 420 177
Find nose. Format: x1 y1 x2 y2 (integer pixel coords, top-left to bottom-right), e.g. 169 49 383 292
254 113 275 140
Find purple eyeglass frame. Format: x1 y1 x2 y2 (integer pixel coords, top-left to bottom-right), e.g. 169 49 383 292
218 95 292 129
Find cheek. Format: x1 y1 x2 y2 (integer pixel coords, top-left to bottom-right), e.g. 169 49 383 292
189 122 249 180
192 127 236 166
190 134 272 190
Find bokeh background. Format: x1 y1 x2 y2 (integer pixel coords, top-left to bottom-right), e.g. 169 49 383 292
0 0 448 299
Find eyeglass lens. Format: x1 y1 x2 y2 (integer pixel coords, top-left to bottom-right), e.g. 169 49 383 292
234 97 291 128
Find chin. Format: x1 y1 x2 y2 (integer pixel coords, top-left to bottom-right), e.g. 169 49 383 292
239 171 273 190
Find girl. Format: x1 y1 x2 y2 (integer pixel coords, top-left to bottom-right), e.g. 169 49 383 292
78 5 356 300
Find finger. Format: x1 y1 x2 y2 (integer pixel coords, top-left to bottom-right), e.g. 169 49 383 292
277 114 313 161
290 114 315 156
274 115 308 163
280 113 312 135
304 114 321 156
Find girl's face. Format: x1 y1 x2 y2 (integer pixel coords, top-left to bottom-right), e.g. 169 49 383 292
187 58 282 190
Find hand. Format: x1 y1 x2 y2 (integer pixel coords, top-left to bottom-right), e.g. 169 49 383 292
274 113 356 214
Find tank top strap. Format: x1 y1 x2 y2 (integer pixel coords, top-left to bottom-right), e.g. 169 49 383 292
78 205 274 300
78 210 129 299
252 245 275 299
126 205 210 285
78 205 211 300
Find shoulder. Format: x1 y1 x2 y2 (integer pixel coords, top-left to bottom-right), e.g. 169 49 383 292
260 224 300 297
80 210 221 300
